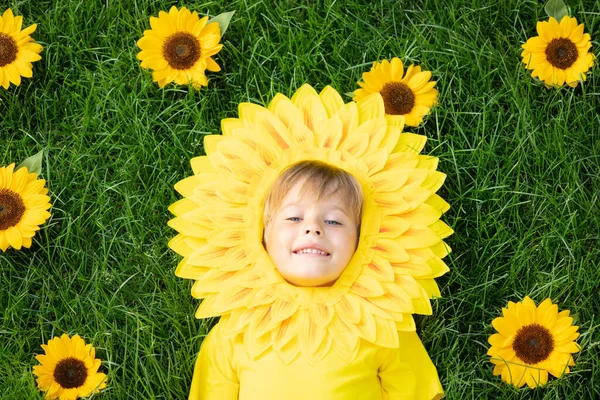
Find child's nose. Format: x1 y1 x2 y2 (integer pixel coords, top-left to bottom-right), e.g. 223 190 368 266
305 228 321 236
303 219 322 236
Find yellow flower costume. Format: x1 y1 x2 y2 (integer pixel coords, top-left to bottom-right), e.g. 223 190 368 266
169 84 452 399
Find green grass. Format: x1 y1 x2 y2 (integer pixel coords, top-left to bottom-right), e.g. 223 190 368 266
1 0 599 398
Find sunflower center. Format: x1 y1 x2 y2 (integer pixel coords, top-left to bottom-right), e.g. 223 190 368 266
379 82 415 115
53 357 88 389
512 323 554 365
0 189 26 230
163 32 201 70
545 38 578 70
0 33 18 67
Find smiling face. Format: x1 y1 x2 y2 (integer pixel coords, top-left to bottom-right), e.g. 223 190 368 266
264 180 359 287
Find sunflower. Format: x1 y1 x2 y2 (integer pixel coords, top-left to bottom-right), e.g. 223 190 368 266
521 16 594 87
487 296 580 389
0 8 43 89
169 84 453 365
33 334 107 400
353 57 438 127
0 163 51 251
136 6 223 89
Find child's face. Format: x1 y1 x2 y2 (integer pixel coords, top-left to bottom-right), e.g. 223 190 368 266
264 180 358 287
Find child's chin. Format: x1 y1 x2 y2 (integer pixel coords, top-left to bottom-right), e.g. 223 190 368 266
286 274 337 287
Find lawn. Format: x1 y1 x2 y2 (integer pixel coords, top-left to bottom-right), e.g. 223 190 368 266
1 0 599 398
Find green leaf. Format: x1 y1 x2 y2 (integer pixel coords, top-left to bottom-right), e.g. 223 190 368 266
209 11 235 37
17 150 44 175
545 0 569 22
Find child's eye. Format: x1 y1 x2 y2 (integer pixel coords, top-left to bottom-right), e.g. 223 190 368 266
286 217 302 222
325 220 342 225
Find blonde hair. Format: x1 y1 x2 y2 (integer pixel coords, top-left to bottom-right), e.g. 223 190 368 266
263 160 363 229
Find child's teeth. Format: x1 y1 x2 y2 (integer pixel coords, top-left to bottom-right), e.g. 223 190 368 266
298 249 327 255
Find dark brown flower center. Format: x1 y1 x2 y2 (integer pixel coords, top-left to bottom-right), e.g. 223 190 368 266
0 33 18 67
0 189 26 230
53 357 88 389
512 323 554 365
162 32 201 70
379 82 415 115
545 38 578 70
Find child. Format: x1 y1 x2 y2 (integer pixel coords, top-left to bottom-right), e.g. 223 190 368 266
189 160 443 400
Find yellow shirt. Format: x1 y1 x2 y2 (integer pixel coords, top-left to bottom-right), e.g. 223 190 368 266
190 322 443 400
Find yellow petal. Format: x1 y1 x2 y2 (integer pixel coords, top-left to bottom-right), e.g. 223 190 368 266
372 191 411 215
417 278 441 297
206 228 243 247
309 303 334 328
389 57 405 80
336 102 360 143
397 226 442 249
319 85 345 117
297 92 329 136
317 116 343 150
6 227 22 249
270 299 299 324
245 329 272 359
369 318 397 349
356 92 385 124
391 256 433 277
2 8 15 33
6 63 21 86
205 57 220 72
271 314 297 351
298 309 326 357
350 274 386 297
334 294 362 324
364 255 395 281
373 237 410 263
338 132 370 158
188 243 228 267
394 133 427 154
330 315 360 362
354 300 377 342
378 216 411 238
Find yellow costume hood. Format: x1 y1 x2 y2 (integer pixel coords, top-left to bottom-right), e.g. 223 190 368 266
168 84 452 366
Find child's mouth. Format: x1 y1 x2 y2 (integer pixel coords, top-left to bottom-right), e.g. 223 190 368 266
293 248 330 256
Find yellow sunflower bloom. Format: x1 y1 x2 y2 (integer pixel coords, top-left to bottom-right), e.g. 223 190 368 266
521 16 594 87
169 84 452 365
487 296 580 389
136 6 223 89
0 163 51 251
0 8 43 89
353 57 438 127
33 334 107 400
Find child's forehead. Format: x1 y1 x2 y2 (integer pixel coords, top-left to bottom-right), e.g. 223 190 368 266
280 197 348 209
278 190 351 213
281 182 344 204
